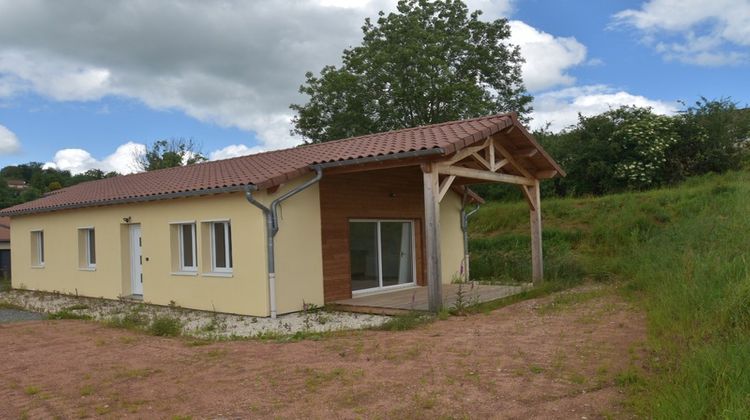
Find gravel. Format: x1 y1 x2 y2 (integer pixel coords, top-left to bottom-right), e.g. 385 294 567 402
0 308 45 323
0 289 391 338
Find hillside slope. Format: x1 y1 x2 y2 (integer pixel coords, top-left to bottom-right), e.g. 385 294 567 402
469 171 750 417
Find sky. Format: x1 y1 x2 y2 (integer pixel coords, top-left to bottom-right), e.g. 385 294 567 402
0 0 748 174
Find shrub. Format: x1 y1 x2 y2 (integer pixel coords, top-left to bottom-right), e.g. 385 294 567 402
148 316 182 337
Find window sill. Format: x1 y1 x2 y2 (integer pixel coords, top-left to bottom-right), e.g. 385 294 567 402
78 267 96 272
171 271 199 277
202 272 233 278
31 265 45 269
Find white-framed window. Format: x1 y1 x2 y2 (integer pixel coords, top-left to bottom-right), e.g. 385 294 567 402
79 228 96 268
31 230 44 267
209 221 233 272
177 223 197 272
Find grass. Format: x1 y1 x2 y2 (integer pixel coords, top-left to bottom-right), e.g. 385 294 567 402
375 311 434 331
23 385 40 396
0 301 24 310
471 170 750 418
47 309 92 320
79 384 95 396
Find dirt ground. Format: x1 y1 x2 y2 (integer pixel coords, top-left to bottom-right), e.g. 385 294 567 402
0 285 645 419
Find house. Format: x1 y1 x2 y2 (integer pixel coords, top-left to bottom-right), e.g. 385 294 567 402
0 216 10 279
6 179 28 190
0 113 564 317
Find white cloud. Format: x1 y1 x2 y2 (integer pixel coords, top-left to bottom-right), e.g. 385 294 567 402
44 141 145 174
0 124 20 154
210 144 265 161
529 85 678 132
0 0 556 154
45 140 270 174
465 0 515 20
613 0 750 65
509 20 588 92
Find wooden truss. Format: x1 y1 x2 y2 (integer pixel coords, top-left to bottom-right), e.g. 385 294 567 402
422 134 547 312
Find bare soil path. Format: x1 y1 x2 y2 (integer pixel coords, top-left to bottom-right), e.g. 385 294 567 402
0 285 644 419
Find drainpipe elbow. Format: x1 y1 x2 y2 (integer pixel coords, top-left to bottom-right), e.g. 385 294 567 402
245 184 270 214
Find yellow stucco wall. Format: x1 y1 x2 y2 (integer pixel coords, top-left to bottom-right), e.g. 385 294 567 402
9 175 324 316
439 190 465 284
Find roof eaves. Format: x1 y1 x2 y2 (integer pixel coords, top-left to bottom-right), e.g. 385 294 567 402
0 184 249 217
508 114 567 177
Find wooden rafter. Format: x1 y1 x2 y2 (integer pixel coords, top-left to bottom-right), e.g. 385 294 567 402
536 169 558 179
519 185 536 211
437 175 456 202
470 152 492 171
515 148 538 158
493 158 509 172
441 138 491 166
488 137 496 170
437 165 534 186
493 141 534 179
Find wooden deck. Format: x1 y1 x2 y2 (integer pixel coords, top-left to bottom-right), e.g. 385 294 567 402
331 283 530 315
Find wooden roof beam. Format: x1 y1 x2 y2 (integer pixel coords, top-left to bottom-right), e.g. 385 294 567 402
441 138 491 166
515 148 538 158
493 141 534 179
437 165 535 186
437 175 456 202
536 169 558 179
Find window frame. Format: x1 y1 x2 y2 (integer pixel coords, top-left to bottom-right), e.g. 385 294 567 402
80 227 96 269
176 222 198 272
209 221 233 273
31 229 45 268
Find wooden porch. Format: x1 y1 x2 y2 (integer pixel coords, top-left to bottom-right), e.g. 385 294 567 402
331 283 530 315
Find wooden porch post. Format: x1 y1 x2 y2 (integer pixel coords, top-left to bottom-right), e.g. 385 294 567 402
529 179 543 285
422 163 443 312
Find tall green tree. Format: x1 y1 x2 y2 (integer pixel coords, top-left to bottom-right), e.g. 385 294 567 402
291 0 531 143
135 138 206 172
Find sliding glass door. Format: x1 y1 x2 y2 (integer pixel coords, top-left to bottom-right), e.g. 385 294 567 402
349 220 415 292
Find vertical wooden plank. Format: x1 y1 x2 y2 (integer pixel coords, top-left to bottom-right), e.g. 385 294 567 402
529 179 543 285
422 163 443 312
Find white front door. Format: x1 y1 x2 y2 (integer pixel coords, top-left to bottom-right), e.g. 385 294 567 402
129 224 143 296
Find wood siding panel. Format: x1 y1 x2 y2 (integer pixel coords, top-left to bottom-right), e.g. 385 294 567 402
319 166 426 302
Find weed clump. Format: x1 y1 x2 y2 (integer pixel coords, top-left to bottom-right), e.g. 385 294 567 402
148 316 182 337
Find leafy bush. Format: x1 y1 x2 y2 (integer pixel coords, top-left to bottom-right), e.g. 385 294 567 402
528 99 750 199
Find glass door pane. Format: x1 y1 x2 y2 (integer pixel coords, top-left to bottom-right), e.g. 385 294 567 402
349 222 380 291
380 222 413 287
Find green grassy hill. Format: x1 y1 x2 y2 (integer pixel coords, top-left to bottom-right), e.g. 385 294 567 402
469 171 750 418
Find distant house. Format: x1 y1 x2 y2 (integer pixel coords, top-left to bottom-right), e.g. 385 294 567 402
0 114 563 317
0 217 10 279
6 179 28 190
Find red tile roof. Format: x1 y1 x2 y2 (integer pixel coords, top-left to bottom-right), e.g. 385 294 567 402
0 113 560 216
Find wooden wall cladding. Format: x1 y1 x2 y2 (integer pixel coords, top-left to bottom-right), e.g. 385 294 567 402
319 166 426 302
